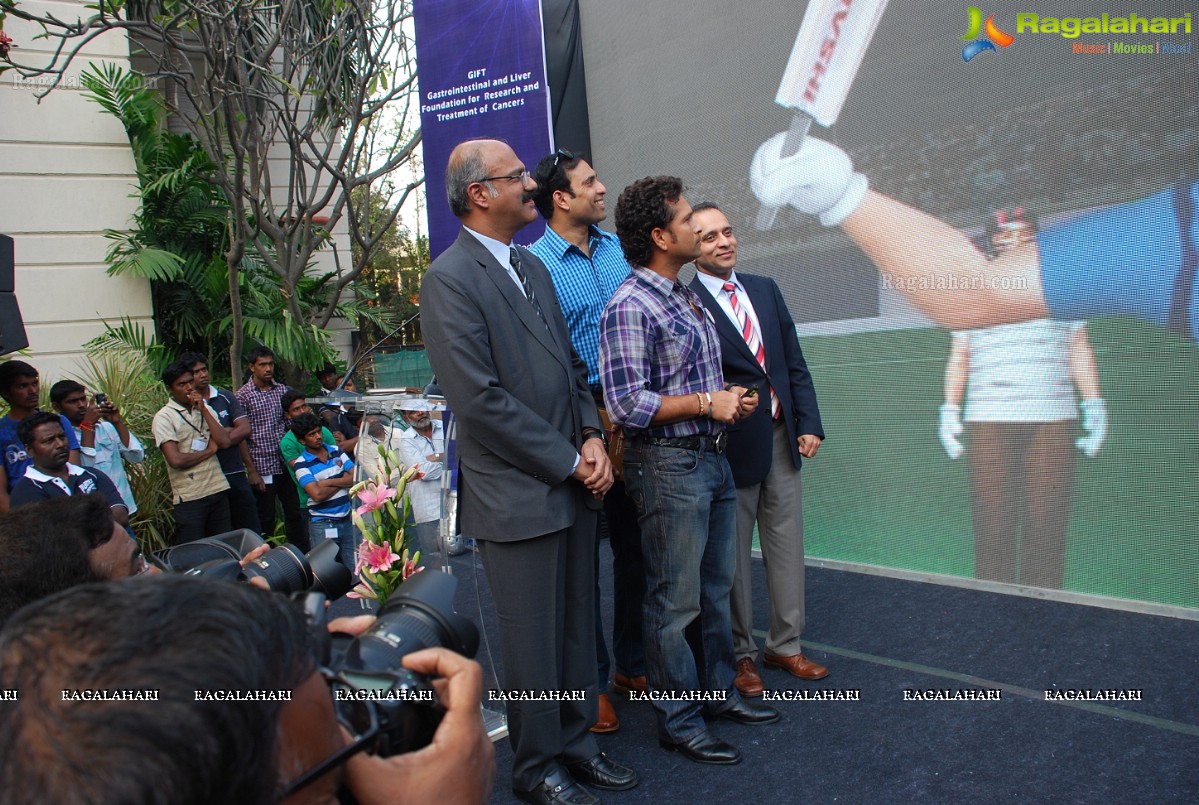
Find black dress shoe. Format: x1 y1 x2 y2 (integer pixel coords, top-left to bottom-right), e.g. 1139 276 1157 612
513 768 600 805
711 697 781 726
658 730 742 765
568 752 639 791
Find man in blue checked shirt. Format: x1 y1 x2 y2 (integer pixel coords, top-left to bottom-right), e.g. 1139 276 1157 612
599 176 779 766
50 380 145 520
290 412 357 569
529 149 645 734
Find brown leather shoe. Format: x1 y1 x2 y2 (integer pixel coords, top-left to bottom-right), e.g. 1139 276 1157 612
612 672 648 695
763 652 829 680
733 658 764 696
590 693 619 733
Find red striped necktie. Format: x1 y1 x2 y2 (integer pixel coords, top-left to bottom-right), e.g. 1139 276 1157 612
723 281 780 419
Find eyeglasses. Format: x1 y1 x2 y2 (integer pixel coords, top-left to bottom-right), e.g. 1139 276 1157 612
275 670 381 801
551 148 574 167
477 169 533 188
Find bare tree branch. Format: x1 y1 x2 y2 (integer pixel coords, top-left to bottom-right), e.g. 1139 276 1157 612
2 0 424 369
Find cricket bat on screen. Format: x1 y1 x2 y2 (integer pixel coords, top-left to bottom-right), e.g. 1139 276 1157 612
756 0 890 229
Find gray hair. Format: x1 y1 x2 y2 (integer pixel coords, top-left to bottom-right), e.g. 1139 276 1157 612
445 141 498 217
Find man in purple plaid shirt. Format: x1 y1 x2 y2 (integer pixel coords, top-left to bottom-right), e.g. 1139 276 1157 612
598 176 779 767
235 346 307 548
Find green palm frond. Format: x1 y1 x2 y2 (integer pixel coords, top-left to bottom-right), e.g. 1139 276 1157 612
71 344 176 552
84 317 175 377
104 238 186 281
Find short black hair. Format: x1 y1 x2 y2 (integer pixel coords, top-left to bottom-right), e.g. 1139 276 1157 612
615 176 686 267
316 362 338 380
49 379 86 406
530 149 588 219
281 388 307 415
289 412 323 439
0 360 38 397
246 346 275 365
0 575 317 804
161 359 194 388
17 410 63 449
178 351 208 372
0 494 114 625
691 201 722 216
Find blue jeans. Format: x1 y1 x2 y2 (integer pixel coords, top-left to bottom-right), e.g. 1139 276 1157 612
308 516 358 569
623 440 741 741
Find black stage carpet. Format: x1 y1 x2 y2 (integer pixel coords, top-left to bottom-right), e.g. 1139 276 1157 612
371 540 1199 804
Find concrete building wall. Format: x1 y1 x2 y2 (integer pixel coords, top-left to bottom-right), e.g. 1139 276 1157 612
0 1 154 382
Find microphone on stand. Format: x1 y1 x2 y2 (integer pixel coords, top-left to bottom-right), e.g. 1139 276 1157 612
332 311 422 394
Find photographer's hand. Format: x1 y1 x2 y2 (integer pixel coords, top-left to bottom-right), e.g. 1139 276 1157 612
344 647 495 805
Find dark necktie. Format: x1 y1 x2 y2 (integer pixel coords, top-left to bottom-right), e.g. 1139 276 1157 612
510 247 548 327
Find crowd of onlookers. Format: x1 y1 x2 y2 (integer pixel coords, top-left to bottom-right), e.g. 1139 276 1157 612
0 350 494 805
0 350 444 562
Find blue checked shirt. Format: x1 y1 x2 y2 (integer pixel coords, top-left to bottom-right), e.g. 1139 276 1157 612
528 225 631 386
599 265 725 438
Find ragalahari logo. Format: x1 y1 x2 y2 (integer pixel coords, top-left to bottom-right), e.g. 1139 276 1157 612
962 7 1015 61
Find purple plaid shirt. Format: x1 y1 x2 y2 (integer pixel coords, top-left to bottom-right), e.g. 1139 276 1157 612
599 265 725 438
235 380 290 476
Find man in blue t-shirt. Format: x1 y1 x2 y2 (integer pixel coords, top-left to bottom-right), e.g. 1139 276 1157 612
0 360 80 513
9 411 129 527
290 413 357 569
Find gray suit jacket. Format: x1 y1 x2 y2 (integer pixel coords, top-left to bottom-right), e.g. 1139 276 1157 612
420 227 602 541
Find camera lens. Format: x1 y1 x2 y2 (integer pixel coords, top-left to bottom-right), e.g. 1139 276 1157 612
306 540 353 599
241 544 310 592
241 541 353 597
332 571 478 756
340 570 479 672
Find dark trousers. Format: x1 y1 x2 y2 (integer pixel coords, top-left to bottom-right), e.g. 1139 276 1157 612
173 492 232 544
599 479 646 682
253 473 309 551
478 507 599 792
225 471 262 533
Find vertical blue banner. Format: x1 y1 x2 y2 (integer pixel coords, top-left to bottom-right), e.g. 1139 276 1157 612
413 0 555 257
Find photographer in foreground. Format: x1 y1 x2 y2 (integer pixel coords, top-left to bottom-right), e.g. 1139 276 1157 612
0 575 495 805
0 493 151 625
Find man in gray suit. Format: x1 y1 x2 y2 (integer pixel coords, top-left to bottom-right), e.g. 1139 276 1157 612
421 139 637 805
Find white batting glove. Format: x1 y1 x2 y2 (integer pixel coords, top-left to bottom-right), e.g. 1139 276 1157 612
1075 398 1108 457
938 403 965 460
750 133 869 226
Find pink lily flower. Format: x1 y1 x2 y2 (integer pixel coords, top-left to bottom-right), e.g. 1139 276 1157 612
360 541 402 574
355 482 396 517
347 582 378 600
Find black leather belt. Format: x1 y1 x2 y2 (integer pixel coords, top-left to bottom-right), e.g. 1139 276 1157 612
631 432 727 454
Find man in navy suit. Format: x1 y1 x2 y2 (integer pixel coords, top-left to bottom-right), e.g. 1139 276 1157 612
688 203 829 696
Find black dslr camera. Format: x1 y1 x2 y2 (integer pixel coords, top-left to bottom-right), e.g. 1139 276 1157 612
303 569 480 757
150 529 353 598
154 531 480 756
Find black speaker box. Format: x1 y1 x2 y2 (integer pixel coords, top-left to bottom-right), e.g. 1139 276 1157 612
0 234 29 355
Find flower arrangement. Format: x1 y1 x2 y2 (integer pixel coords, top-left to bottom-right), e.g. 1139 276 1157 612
349 442 422 606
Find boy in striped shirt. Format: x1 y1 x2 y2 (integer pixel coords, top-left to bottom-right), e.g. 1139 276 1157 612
290 413 356 568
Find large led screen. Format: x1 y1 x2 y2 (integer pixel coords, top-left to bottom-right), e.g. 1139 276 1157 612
576 0 1198 609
